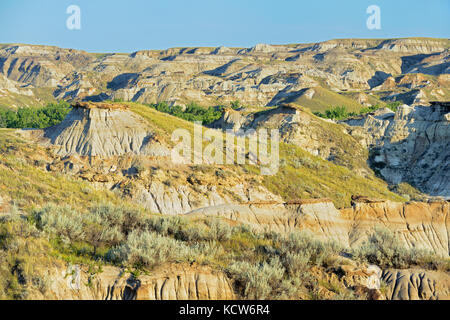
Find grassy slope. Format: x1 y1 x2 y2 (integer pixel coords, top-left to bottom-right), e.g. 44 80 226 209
0 102 435 301
0 129 125 211
280 86 367 113
258 143 405 208
0 102 405 210
0 88 56 110
129 102 405 208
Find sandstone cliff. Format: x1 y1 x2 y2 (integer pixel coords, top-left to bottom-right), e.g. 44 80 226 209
188 199 450 257
343 102 450 197
381 269 450 300
28 263 235 300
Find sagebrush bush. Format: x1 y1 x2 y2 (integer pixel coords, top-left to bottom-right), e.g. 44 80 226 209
147 216 232 242
24 201 450 301
146 215 185 236
178 219 232 242
352 227 436 269
205 219 232 242
281 252 310 277
227 258 285 300
33 203 146 249
176 223 211 242
91 203 145 235
279 231 342 268
224 231 344 299
106 230 197 268
34 205 85 244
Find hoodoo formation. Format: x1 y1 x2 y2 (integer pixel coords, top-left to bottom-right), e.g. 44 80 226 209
40 102 170 157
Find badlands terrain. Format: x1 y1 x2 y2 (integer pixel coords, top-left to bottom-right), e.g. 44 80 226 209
0 38 449 300
0 38 449 109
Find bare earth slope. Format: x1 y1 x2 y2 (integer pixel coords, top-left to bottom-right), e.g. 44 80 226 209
0 38 449 109
24 102 406 213
39 102 170 157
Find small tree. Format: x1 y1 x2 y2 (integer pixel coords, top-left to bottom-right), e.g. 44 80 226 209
325 106 349 120
230 100 241 110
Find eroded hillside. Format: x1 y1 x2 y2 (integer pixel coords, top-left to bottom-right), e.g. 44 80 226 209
0 38 449 109
0 100 449 300
342 102 450 197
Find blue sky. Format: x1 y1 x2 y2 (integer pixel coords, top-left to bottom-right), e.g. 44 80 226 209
0 0 448 52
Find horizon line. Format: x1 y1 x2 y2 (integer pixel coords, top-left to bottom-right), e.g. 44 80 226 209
1 36 448 54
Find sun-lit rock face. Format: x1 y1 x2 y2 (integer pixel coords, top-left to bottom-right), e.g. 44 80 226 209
30 263 235 300
27 102 282 215
210 103 370 174
343 102 450 197
188 199 450 257
381 269 450 300
40 102 170 157
0 38 448 108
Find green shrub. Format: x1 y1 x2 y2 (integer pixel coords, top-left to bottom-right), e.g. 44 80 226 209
0 101 71 129
314 102 401 120
230 100 241 110
314 106 349 120
227 258 285 300
385 101 402 112
145 102 224 125
352 227 435 269
106 230 196 268
279 232 342 268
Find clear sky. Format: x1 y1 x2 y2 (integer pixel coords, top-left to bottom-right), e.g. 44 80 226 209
0 0 448 53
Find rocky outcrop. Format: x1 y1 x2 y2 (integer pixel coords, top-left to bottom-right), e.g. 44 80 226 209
36 263 235 300
188 199 450 256
381 269 450 300
211 104 370 173
32 260 450 300
336 263 450 300
43 156 282 215
1 38 448 109
24 101 282 215
134 182 281 215
38 102 170 157
343 103 450 197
